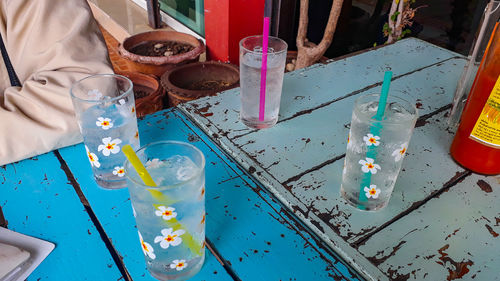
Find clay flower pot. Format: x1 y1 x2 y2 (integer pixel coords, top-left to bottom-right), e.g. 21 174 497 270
118 31 205 77
161 62 239 107
118 71 165 117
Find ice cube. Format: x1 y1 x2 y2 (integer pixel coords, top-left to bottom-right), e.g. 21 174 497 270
176 166 197 181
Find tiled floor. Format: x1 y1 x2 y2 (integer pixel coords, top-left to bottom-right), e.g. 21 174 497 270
98 24 131 73
89 0 154 36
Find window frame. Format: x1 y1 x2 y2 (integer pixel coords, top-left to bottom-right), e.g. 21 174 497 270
130 0 205 41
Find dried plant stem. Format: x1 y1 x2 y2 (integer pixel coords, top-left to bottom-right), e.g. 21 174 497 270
295 0 344 70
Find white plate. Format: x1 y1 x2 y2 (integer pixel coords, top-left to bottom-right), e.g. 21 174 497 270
0 227 55 281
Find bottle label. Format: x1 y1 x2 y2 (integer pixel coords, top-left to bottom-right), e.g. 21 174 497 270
470 75 500 148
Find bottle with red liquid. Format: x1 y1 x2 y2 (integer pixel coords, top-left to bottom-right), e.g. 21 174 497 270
450 22 500 175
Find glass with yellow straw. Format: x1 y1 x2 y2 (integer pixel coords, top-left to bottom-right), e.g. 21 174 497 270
123 141 205 281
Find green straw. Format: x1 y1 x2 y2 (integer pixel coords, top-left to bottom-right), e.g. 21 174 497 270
357 71 392 210
122 145 204 255
373 71 392 121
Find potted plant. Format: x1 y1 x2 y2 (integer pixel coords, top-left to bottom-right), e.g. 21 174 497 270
118 30 205 77
160 61 239 106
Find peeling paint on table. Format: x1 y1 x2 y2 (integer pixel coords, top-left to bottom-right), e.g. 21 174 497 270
180 38 499 280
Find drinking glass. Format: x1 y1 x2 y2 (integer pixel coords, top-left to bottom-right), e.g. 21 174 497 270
70 74 139 189
239 35 287 129
340 93 418 211
124 141 205 281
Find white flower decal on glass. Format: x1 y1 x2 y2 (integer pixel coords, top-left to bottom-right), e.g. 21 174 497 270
359 157 381 174
85 145 100 168
139 231 156 259
87 89 103 100
170 259 187 271
155 206 177 221
96 117 113 130
146 158 162 169
364 185 381 199
98 137 122 156
154 228 185 249
363 134 380 146
392 143 408 162
113 166 125 177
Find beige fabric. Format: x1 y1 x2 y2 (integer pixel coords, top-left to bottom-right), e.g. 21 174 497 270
0 0 113 165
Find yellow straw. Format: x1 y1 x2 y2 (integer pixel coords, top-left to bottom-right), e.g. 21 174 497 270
122 144 169 202
122 144 156 186
122 144 204 255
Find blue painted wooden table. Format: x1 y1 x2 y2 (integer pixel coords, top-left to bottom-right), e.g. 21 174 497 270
1 38 498 281
0 111 360 278
178 38 500 281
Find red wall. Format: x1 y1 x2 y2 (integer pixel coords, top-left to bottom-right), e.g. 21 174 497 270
204 0 265 65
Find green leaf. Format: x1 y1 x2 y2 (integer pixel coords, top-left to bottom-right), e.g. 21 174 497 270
390 11 400 21
402 29 412 37
383 23 391 33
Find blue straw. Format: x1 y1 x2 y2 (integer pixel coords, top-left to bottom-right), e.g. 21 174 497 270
357 71 392 210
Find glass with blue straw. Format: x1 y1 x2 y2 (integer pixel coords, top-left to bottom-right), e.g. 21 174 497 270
340 71 418 211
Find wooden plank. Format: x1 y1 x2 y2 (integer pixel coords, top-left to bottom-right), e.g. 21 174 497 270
57 146 231 281
0 154 123 281
222 109 468 281
177 39 478 280
225 58 465 183
171 110 362 281
59 109 363 280
357 175 500 280
181 37 461 140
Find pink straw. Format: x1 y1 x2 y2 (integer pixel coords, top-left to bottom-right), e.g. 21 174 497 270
259 17 270 121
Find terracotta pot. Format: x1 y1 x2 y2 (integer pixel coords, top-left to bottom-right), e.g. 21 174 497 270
161 62 239 107
118 71 165 117
118 31 205 77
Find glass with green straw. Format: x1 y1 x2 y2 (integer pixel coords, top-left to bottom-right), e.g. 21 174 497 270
340 72 418 211
123 142 205 280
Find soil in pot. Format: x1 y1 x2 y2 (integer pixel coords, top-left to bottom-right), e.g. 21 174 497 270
118 71 165 117
161 62 239 107
187 80 232 91
133 84 155 99
118 31 205 77
129 41 194 57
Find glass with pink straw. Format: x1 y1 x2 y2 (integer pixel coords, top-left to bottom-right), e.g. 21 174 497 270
239 5 288 129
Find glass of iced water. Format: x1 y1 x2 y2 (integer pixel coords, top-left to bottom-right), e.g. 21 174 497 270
124 141 205 281
239 35 288 129
70 74 140 189
340 93 418 211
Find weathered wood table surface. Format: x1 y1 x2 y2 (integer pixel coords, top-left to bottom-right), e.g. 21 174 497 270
0 113 360 278
179 38 500 281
